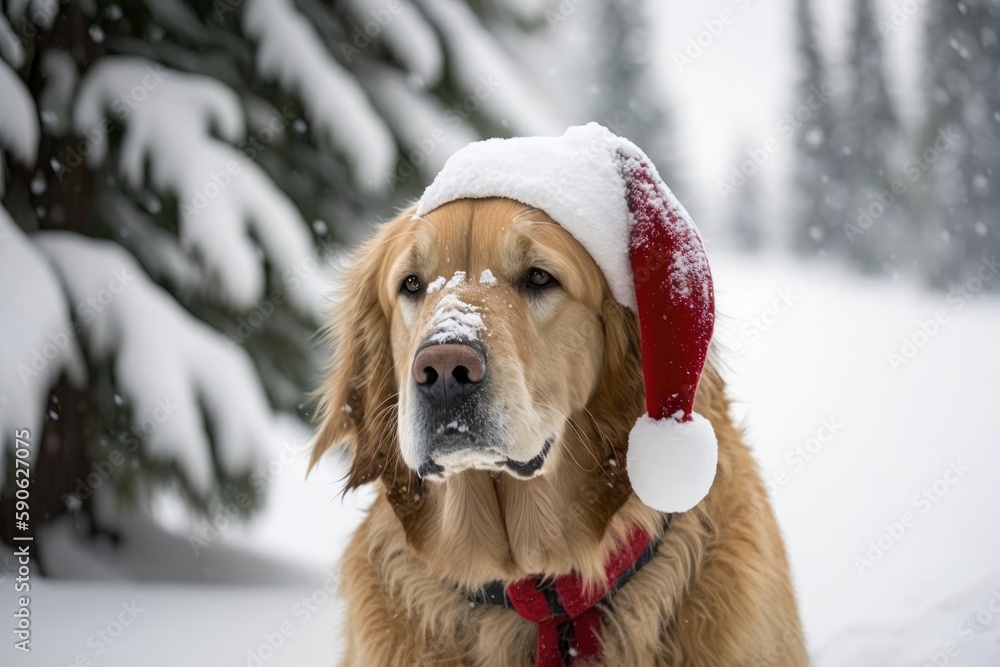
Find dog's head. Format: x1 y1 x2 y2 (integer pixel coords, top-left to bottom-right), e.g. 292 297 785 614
312 197 654 573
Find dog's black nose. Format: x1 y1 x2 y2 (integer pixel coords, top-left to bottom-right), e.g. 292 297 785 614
412 343 486 404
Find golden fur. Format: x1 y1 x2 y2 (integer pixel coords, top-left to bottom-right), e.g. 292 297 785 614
312 198 807 666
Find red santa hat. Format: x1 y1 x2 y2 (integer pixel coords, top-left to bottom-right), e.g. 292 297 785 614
416 123 717 513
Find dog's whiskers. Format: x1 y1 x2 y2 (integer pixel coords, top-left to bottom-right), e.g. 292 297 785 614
534 401 604 475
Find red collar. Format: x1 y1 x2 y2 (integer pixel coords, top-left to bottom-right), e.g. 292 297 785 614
466 520 667 666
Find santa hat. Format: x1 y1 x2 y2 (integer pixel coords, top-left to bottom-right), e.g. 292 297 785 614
416 123 717 513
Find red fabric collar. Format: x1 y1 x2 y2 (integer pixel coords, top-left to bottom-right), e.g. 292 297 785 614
472 525 659 667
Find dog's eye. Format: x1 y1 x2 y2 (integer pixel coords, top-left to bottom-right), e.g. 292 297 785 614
526 268 556 289
401 275 422 295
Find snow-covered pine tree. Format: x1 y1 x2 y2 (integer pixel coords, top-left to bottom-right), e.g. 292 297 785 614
790 0 845 255
920 0 1000 288
592 0 680 194
0 0 565 542
839 0 904 273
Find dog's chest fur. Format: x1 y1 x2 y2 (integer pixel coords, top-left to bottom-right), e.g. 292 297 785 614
335 399 808 667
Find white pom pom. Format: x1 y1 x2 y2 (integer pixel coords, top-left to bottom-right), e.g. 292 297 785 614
626 412 718 513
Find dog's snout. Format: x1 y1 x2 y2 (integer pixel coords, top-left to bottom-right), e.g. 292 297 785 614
412 343 486 403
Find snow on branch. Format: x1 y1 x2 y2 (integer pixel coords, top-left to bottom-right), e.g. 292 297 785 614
6 0 58 31
344 0 443 86
36 232 275 494
98 190 204 295
0 59 38 167
417 0 561 137
362 62 477 180
498 0 552 23
242 0 396 191
74 57 327 316
0 209 85 484
0 14 25 68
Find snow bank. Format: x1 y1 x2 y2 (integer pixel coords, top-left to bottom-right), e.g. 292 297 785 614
713 252 1000 662
0 575 348 667
0 211 85 483
74 57 327 316
242 0 395 191
36 233 276 493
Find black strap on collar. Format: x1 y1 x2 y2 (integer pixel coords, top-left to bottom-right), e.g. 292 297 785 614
466 515 671 614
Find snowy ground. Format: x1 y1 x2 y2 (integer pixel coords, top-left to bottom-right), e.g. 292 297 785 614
713 253 1000 665
4 251 999 666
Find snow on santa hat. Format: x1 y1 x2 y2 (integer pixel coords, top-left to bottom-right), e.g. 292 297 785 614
416 122 717 514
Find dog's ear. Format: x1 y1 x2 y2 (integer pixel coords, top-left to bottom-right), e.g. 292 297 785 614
309 207 412 491
569 296 645 535
591 297 645 441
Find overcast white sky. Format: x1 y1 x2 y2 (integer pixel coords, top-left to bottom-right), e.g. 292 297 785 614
650 0 926 239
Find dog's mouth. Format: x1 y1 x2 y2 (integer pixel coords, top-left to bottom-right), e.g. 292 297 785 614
417 436 554 480
503 438 552 478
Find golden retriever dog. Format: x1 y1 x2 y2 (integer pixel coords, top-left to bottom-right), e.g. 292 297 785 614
311 197 807 666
